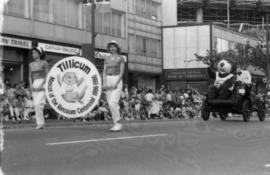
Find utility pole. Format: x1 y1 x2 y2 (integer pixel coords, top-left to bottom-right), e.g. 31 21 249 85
227 0 230 28
91 0 96 62
266 15 270 79
82 0 96 62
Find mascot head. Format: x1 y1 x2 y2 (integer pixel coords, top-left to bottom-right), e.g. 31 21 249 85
216 59 236 75
62 72 78 85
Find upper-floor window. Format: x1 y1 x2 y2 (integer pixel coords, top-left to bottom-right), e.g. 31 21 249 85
4 0 30 18
134 35 161 58
135 0 161 20
53 0 83 28
85 7 125 37
34 0 53 22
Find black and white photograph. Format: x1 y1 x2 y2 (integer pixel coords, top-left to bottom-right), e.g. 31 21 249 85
1 0 270 174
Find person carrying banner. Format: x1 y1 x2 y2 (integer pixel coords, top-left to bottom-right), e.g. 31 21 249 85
102 40 125 132
29 46 49 129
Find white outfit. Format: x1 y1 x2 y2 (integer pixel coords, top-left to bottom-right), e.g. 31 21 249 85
105 75 123 124
145 93 154 102
32 78 46 126
236 70 252 84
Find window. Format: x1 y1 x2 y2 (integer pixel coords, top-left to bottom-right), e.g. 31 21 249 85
135 0 160 20
128 0 135 14
4 0 30 18
136 36 146 55
54 0 66 25
34 0 53 22
85 6 93 31
112 11 124 37
128 34 136 53
103 12 111 34
96 12 103 32
66 0 82 28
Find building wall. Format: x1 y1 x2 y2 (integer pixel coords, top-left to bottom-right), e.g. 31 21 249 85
162 24 261 92
162 0 177 26
127 0 162 89
212 25 260 51
0 0 128 84
2 0 127 51
163 25 210 69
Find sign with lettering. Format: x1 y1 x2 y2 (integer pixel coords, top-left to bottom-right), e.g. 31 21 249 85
45 56 102 118
165 68 208 80
38 43 80 55
0 36 32 49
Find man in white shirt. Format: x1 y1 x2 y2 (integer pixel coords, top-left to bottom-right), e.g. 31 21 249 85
144 89 155 119
236 66 252 85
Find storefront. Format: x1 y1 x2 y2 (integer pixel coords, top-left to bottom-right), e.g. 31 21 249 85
0 35 32 85
164 68 209 93
37 42 81 67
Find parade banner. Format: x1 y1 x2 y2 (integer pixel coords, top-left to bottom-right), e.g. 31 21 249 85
45 56 102 118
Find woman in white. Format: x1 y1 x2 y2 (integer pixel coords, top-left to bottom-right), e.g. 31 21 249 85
29 46 49 129
103 40 125 131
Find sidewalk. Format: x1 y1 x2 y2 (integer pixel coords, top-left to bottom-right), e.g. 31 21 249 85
1 118 190 129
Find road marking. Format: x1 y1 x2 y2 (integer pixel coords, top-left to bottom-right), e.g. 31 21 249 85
264 164 270 168
46 134 168 146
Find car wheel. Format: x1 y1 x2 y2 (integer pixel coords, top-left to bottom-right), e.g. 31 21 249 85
242 100 251 122
201 101 210 121
257 102 266 122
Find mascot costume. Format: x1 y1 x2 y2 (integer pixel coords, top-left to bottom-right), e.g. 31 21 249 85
208 59 236 99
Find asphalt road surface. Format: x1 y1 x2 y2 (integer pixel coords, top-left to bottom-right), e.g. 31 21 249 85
2 118 270 175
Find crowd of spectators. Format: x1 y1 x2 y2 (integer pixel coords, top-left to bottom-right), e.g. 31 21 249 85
80 85 204 122
0 82 35 123
0 82 204 123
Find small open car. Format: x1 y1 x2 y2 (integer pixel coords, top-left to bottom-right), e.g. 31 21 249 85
201 81 266 122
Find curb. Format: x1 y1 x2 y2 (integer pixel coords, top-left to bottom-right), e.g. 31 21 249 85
1 118 193 129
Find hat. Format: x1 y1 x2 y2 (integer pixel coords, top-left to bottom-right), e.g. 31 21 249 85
33 45 44 56
107 40 121 53
107 40 120 49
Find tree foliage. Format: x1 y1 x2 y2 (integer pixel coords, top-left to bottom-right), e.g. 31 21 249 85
195 43 269 78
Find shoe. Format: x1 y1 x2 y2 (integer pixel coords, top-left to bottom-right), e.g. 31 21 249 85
35 125 44 130
110 123 122 132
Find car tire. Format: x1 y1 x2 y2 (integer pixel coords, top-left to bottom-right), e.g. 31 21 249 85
242 100 251 122
201 101 210 121
257 101 266 122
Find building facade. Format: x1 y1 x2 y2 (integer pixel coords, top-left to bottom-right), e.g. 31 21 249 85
0 0 127 85
163 24 261 92
0 0 165 90
177 0 270 25
127 0 163 90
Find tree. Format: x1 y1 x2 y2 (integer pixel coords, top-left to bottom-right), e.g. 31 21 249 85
195 43 268 78
194 49 246 70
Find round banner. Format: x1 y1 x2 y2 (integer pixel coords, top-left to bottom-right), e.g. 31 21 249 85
45 56 102 118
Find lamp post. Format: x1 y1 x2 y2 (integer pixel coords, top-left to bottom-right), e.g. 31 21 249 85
227 0 230 28
82 0 97 61
266 15 270 80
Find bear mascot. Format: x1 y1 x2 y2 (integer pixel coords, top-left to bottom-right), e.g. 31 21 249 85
208 58 236 100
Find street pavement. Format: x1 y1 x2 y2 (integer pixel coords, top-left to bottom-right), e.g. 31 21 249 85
2 117 270 175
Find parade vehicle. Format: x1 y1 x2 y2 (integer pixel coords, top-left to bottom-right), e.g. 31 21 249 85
201 81 266 122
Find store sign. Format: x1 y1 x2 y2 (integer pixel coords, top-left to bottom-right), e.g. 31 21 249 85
38 43 80 55
45 56 102 118
0 36 32 49
166 68 208 80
